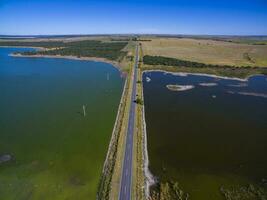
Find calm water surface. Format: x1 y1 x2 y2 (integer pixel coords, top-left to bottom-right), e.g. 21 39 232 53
143 71 267 200
0 47 124 199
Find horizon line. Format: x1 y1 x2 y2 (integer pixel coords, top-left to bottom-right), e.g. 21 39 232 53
1 33 267 37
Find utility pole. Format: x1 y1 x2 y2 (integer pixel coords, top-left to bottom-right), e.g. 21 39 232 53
83 105 86 117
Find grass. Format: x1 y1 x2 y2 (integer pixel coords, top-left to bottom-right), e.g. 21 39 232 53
221 184 267 200
142 54 267 79
150 181 189 200
231 39 267 45
140 37 267 79
132 44 146 200
117 41 136 72
141 37 267 67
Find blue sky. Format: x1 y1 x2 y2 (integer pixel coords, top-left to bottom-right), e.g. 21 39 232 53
0 0 267 35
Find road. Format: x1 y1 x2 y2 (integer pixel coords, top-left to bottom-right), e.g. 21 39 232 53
119 44 139 200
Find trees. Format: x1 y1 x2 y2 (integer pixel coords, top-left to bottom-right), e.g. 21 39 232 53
4 40 128 61
143 55 237 69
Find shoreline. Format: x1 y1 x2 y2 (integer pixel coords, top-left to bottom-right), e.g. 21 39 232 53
102 77 128 173
141 71 158 197
97 76 128 199
142 69 251 81
0 46 45 50
141 80 156 197
10 53 123 72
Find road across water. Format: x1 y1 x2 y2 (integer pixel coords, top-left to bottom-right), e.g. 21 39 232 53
119 45 139 200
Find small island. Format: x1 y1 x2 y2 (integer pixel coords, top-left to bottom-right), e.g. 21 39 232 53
166 84 195 91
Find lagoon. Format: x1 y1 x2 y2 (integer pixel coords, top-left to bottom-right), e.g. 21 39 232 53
0 47 124 199
143 71 267 199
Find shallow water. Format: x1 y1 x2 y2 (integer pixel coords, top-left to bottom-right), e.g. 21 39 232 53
143 71 267 200
0 47 124 199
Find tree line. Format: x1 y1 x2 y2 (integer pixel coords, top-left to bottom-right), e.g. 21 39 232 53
0 40 128 60
143 55 263 69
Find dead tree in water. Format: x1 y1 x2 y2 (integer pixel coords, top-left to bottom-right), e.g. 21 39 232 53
83 105 86 117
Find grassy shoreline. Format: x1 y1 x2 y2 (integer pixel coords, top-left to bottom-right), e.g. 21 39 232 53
10 53 123 72
132 52 147 200
142 64 267 79
0 45 45 50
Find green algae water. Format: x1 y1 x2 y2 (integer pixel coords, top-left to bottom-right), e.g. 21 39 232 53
0 47 124 199
143 71 267 200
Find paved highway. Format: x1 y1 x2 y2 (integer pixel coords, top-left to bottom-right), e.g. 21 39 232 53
119 45 139 200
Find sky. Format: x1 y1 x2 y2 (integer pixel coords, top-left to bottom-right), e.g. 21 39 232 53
0 0 267 35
